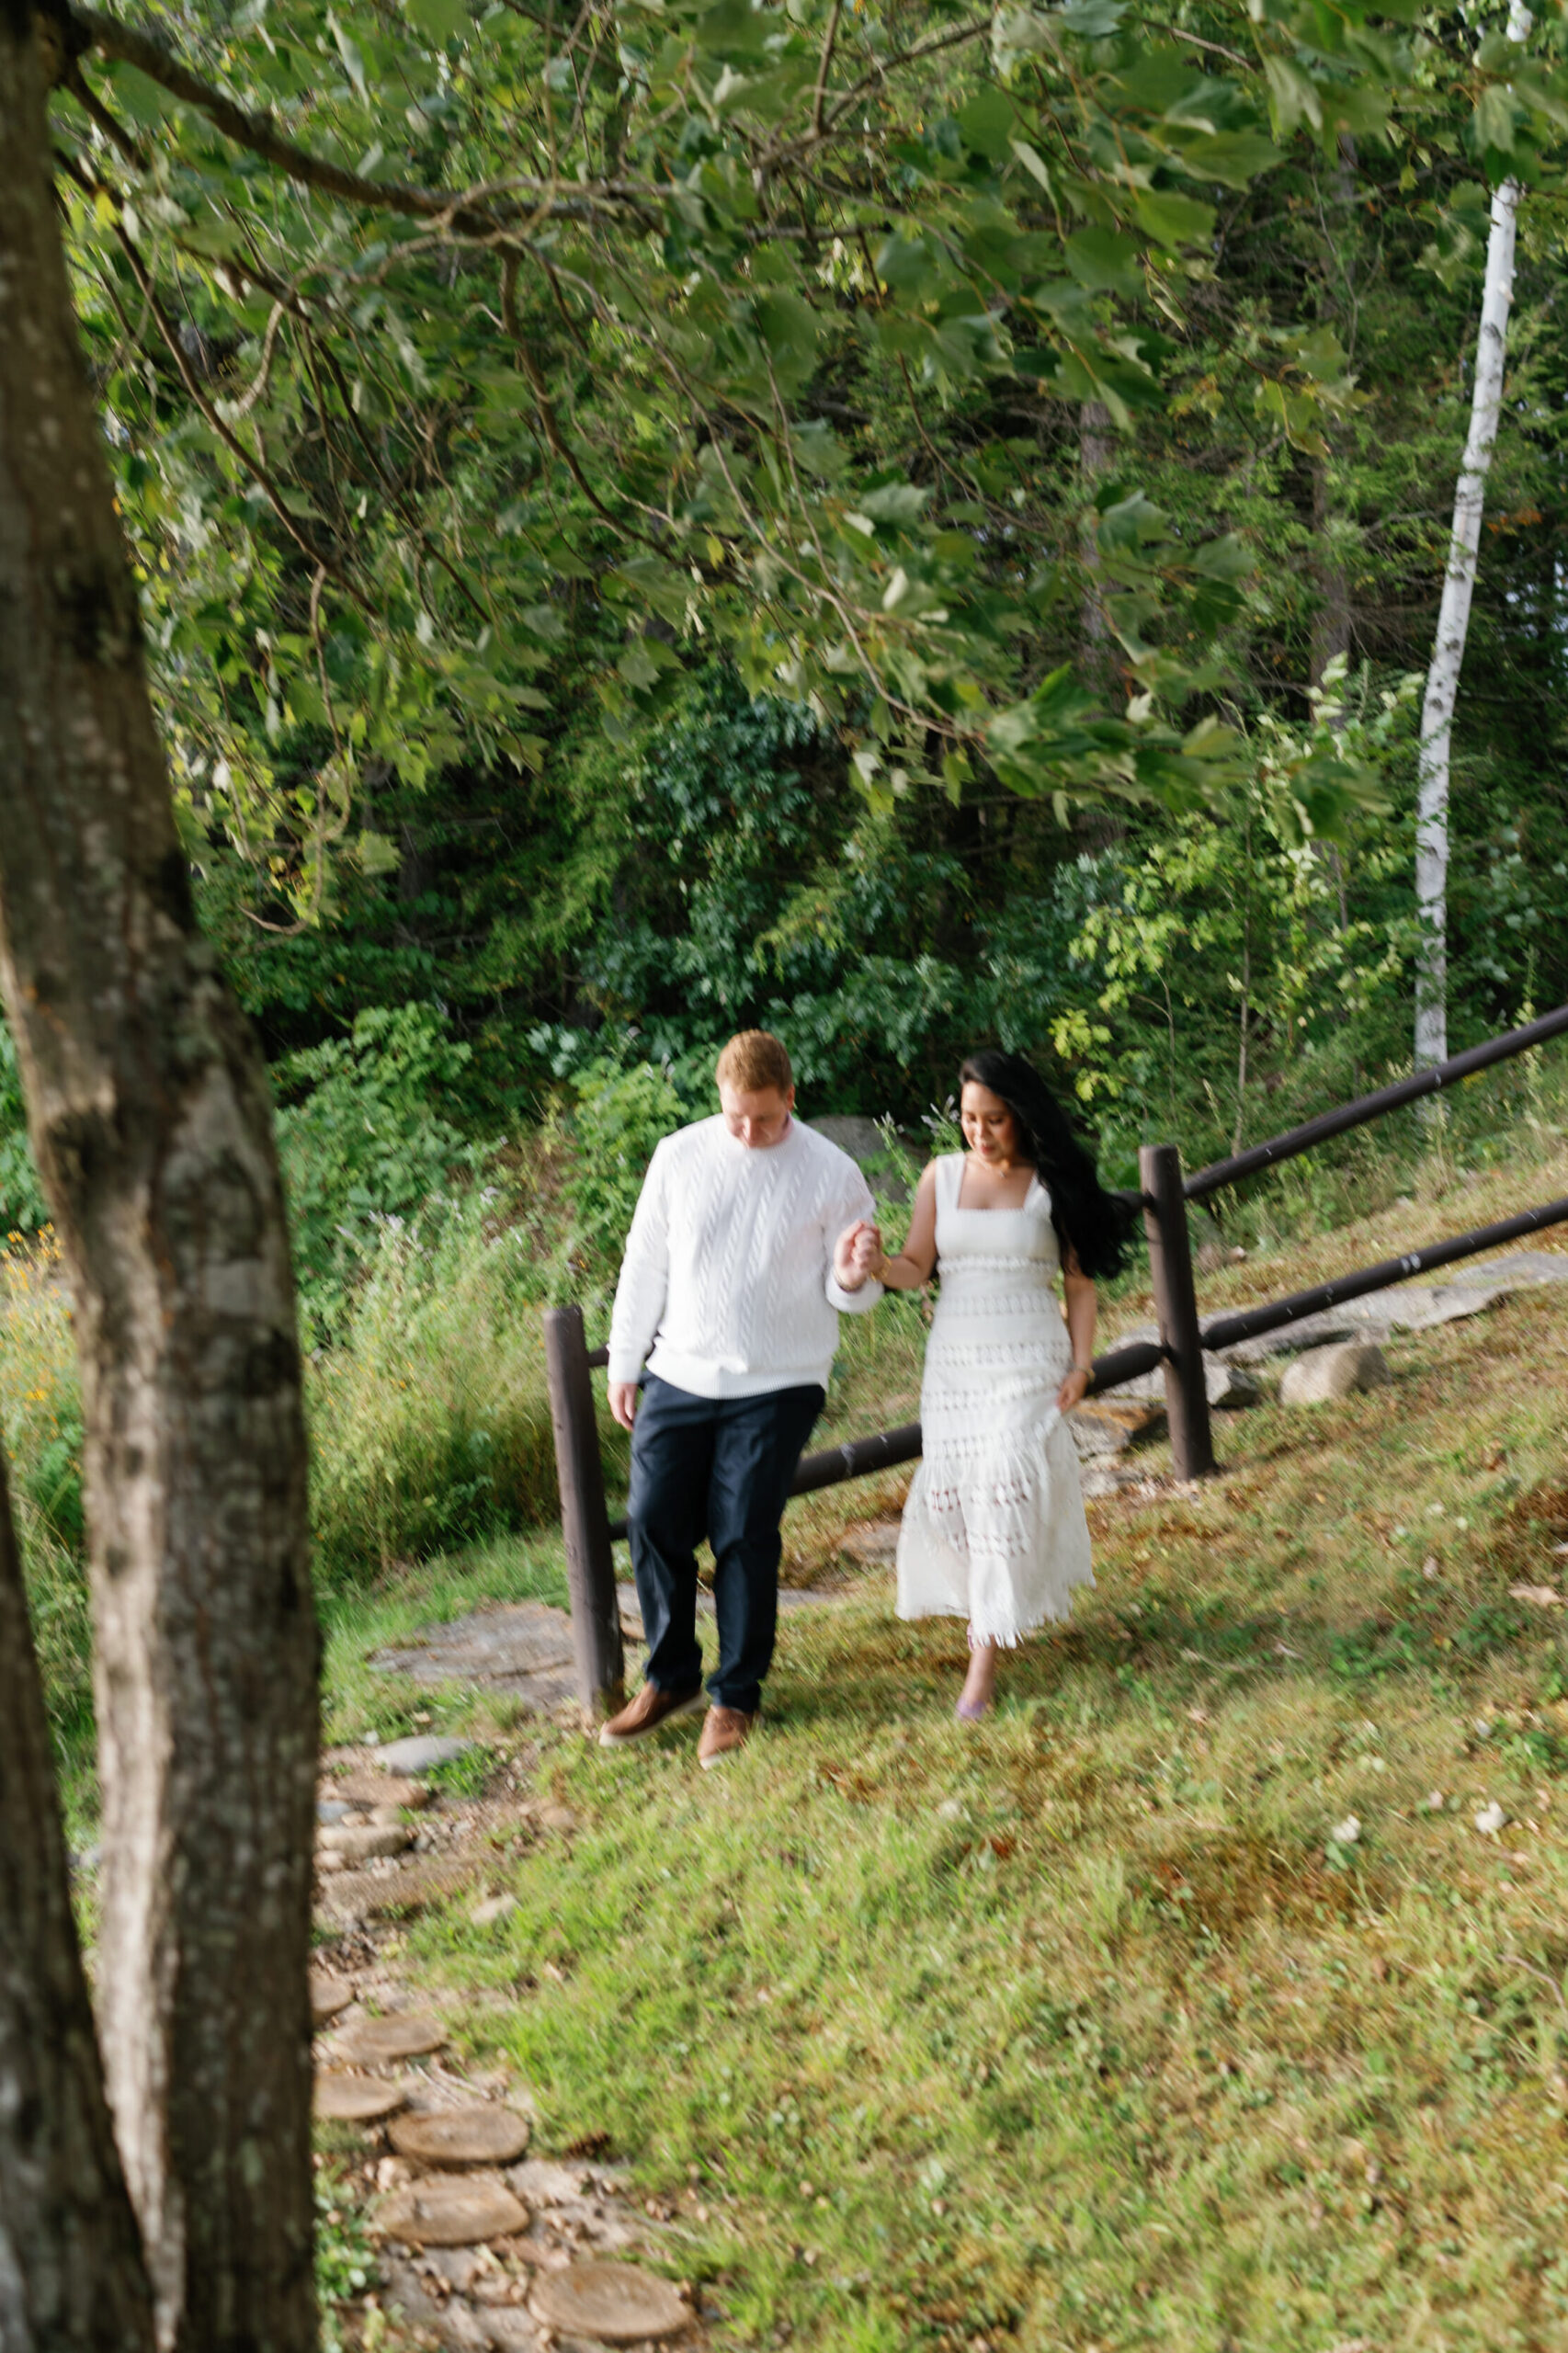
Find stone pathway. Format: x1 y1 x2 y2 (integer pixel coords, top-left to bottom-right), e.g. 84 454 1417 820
368 1580 847 1721
312 1746 715 2350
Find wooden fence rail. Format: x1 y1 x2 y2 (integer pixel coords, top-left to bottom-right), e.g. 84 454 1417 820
545 1003 1568 1719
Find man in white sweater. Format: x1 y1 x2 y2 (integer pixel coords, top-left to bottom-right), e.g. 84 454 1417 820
601 1029 882 1768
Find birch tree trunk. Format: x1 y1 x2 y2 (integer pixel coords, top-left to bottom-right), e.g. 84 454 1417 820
1415 0 1531 1068
0 10 319 2347
0 1450 157 2353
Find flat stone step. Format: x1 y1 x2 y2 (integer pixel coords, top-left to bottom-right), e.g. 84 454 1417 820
369 1607 578 1712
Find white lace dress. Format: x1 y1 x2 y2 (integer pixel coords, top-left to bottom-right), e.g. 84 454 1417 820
897 1153 1094 1645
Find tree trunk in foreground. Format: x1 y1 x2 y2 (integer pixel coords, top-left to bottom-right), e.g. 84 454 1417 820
0 1451 156 2353
0 10 319 2347
1415 0 1531 1070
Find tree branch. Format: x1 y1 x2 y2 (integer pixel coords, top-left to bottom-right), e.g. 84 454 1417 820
497 250 670 555
59 2 666 234
61 154 371 608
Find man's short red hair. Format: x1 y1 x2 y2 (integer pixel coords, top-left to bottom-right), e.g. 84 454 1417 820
716 1029 793 1096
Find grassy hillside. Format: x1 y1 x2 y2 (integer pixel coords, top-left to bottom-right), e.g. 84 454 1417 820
312 1134 1568 2353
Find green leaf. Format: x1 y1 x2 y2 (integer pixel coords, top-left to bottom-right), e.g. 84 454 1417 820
958 86 1015 162
1187 533 1252 583
355 830 402 875
327 12 369 102
1472 84 1520 156
1164 130 1281 188
1131 189 1216 249
1060 0 1127 36
406 0 469 39
755 291 819 383
1262 56 1322 140
858 482 932 524
1064 228 1142 297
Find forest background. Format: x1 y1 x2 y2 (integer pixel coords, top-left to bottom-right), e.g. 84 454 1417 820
7 0 1568 1733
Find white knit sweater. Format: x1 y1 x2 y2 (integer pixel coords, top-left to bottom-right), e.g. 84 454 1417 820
608 1116 883 1399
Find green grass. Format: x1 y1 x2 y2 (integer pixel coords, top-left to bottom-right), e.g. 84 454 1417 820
347 1242 1568 2353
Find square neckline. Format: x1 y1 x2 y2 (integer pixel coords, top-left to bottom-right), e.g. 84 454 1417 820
950 1152 1044 1214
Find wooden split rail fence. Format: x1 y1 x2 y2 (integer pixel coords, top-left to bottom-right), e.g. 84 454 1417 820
546 1003 1568 1719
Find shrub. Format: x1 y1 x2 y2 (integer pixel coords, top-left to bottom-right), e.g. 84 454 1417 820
273 1002 491 1343
557 1055 686 1294
306 1199 562 1585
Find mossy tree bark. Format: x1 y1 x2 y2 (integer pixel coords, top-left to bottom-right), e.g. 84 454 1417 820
0 1450 156 2353
0 6 319 2347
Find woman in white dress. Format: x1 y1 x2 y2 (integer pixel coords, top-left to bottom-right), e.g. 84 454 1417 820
848 1051 1131 1720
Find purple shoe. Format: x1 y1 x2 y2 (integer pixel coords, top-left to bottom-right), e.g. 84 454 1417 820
954 1692 991 1722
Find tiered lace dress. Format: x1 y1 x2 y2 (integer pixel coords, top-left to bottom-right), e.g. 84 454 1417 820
897 1153 1094 1645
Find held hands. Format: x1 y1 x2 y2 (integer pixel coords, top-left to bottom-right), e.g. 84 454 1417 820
834 1218 884 1291
1055 1364 1092 1414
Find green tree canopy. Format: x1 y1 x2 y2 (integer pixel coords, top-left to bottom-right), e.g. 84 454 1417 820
50 0 1543 918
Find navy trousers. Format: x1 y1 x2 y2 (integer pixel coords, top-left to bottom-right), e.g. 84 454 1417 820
627 1375 824 1715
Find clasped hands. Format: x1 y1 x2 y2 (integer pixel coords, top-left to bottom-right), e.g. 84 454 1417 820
833 1218 884 1291
834 1218 1092 1415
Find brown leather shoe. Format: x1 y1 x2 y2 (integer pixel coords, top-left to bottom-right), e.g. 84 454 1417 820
598 1680 705 1748
698 1705 756 1770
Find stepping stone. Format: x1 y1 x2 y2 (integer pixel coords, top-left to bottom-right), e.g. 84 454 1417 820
318 1823 415 1863
335 2012 448 2064
379 2176 529 2247
530 2261 690 2343
370 1606 577 1711
332 1772 431 1808
839 1519 900 1565
315 2074 410 2122
390 2107 532 2166
310 1972 354 2026
479 2316 544 2351
371 1734 478 1773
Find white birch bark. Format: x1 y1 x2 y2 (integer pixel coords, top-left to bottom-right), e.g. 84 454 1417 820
1415 0 1531 1068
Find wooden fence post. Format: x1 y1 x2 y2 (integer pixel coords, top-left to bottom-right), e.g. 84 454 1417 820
1140 1142 1215 1482
543 1305 626 1723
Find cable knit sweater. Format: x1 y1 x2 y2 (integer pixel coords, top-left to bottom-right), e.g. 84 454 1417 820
608 1116 883 1399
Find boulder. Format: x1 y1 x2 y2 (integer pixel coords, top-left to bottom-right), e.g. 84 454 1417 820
1092 1335 1258 1410
1278 1339 1392 1406
1068 1398 1165 1459
1205 1358 1261 1408
805 1116 914 1201
806 1114 890 1165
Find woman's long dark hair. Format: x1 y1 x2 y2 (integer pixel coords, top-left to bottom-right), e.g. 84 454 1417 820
959 1049 1133 1281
